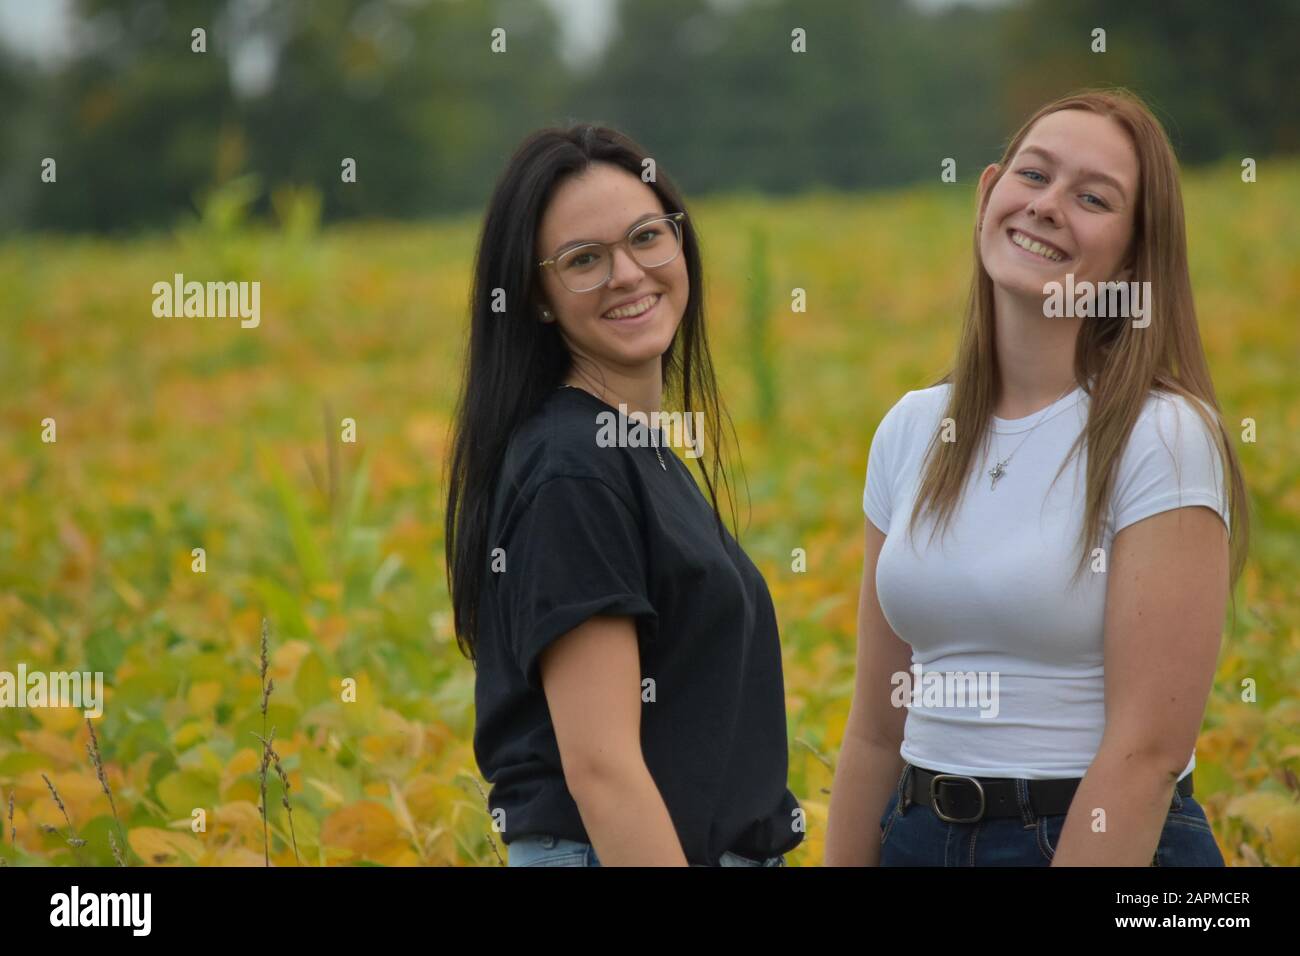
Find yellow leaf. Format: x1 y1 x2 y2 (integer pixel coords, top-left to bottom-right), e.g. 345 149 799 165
402 773 442 818
174 721 207 749
201 846 267 866
321 801 402 859
272 639 314 679
23 769 101 824
307 777 346 807
128 827 204 866
31 705 84 732
17 729 82 766
212 800 265 839
1225 792 1300 865
187 680 223 714
221 747 260 798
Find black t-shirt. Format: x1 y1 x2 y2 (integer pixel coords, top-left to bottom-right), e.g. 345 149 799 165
472 385 804 865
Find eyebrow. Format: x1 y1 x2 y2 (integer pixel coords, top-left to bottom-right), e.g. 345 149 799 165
551 211 665 256
1016 145 1129 200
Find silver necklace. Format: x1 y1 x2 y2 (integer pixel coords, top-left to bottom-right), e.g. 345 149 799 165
986 384 1076 490
558 384 666 471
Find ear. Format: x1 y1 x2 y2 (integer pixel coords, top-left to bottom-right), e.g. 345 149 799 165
975 163 1000 230
977 163 1000 203
534 298 555 323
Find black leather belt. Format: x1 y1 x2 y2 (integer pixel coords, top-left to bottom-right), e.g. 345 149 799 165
907 763 1194 823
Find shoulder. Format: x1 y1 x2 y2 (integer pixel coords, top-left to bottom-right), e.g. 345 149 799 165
863 383 950 525
1124 389 1222 462
498 388 641 512
897 382 952 417
874 382 952 442
865 382 950 477
1111 387 1229 532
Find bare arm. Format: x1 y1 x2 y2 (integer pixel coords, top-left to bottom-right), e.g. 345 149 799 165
538 614 689 866
1051 506 1228 865
824 518 912 866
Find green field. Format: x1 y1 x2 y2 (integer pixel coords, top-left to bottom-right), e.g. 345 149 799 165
2 161 1297 866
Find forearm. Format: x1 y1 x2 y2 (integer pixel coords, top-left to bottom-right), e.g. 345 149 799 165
824 734 905 866
568 762 689 866
1050 744 1184 866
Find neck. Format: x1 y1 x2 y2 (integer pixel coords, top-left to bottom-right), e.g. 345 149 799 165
564 359 663 418
992 285 1081 419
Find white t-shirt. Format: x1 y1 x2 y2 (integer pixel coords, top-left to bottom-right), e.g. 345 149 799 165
862 382 1229 779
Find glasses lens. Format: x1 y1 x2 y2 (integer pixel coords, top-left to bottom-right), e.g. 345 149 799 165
556 243 610 293
550 218 682 293
629 218 681 269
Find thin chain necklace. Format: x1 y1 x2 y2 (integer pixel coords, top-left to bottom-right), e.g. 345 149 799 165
558 383 667 470
986 384 1077 490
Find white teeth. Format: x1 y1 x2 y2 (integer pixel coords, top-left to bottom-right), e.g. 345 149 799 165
603 294 659 319
1011 230 1065 262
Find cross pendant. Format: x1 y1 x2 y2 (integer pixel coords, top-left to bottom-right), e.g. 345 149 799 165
988 460 1007 490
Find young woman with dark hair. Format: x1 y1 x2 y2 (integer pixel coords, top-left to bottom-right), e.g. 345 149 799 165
446 124 803 867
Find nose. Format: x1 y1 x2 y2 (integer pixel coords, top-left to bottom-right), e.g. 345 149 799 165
1029 184 1064 225
607 245 646 287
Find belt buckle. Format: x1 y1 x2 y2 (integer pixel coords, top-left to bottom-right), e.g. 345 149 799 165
929 773 986 823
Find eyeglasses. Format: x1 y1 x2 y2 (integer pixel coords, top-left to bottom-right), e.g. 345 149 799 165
538 212 686 293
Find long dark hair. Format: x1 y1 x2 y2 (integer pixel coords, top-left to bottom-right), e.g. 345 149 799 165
445 124 740 661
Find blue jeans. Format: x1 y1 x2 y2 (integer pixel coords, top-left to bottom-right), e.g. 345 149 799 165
879 764 1225 866
507 834 786 867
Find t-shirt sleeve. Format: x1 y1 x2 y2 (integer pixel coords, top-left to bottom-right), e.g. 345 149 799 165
1111 394 1230 535
497 475 658 691
863 398 905 534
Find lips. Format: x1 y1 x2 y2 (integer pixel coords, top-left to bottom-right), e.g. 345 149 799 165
602 293 661 320
1008 228 1069 263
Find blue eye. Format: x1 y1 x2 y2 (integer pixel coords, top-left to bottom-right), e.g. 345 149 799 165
1019 169 1047 183
1082 193 1109 208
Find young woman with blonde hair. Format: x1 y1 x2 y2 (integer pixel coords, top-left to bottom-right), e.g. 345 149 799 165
825 88 1248 867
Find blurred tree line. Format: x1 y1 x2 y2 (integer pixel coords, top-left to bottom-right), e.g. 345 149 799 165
2 0 1296 234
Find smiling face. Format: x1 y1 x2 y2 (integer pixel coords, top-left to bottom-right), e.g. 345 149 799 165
534 162 689 378
978 108 1140 300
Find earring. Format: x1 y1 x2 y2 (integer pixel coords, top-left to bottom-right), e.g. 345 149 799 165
540 308 552 321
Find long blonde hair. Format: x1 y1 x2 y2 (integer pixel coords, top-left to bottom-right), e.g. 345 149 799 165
908 88 1248 590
